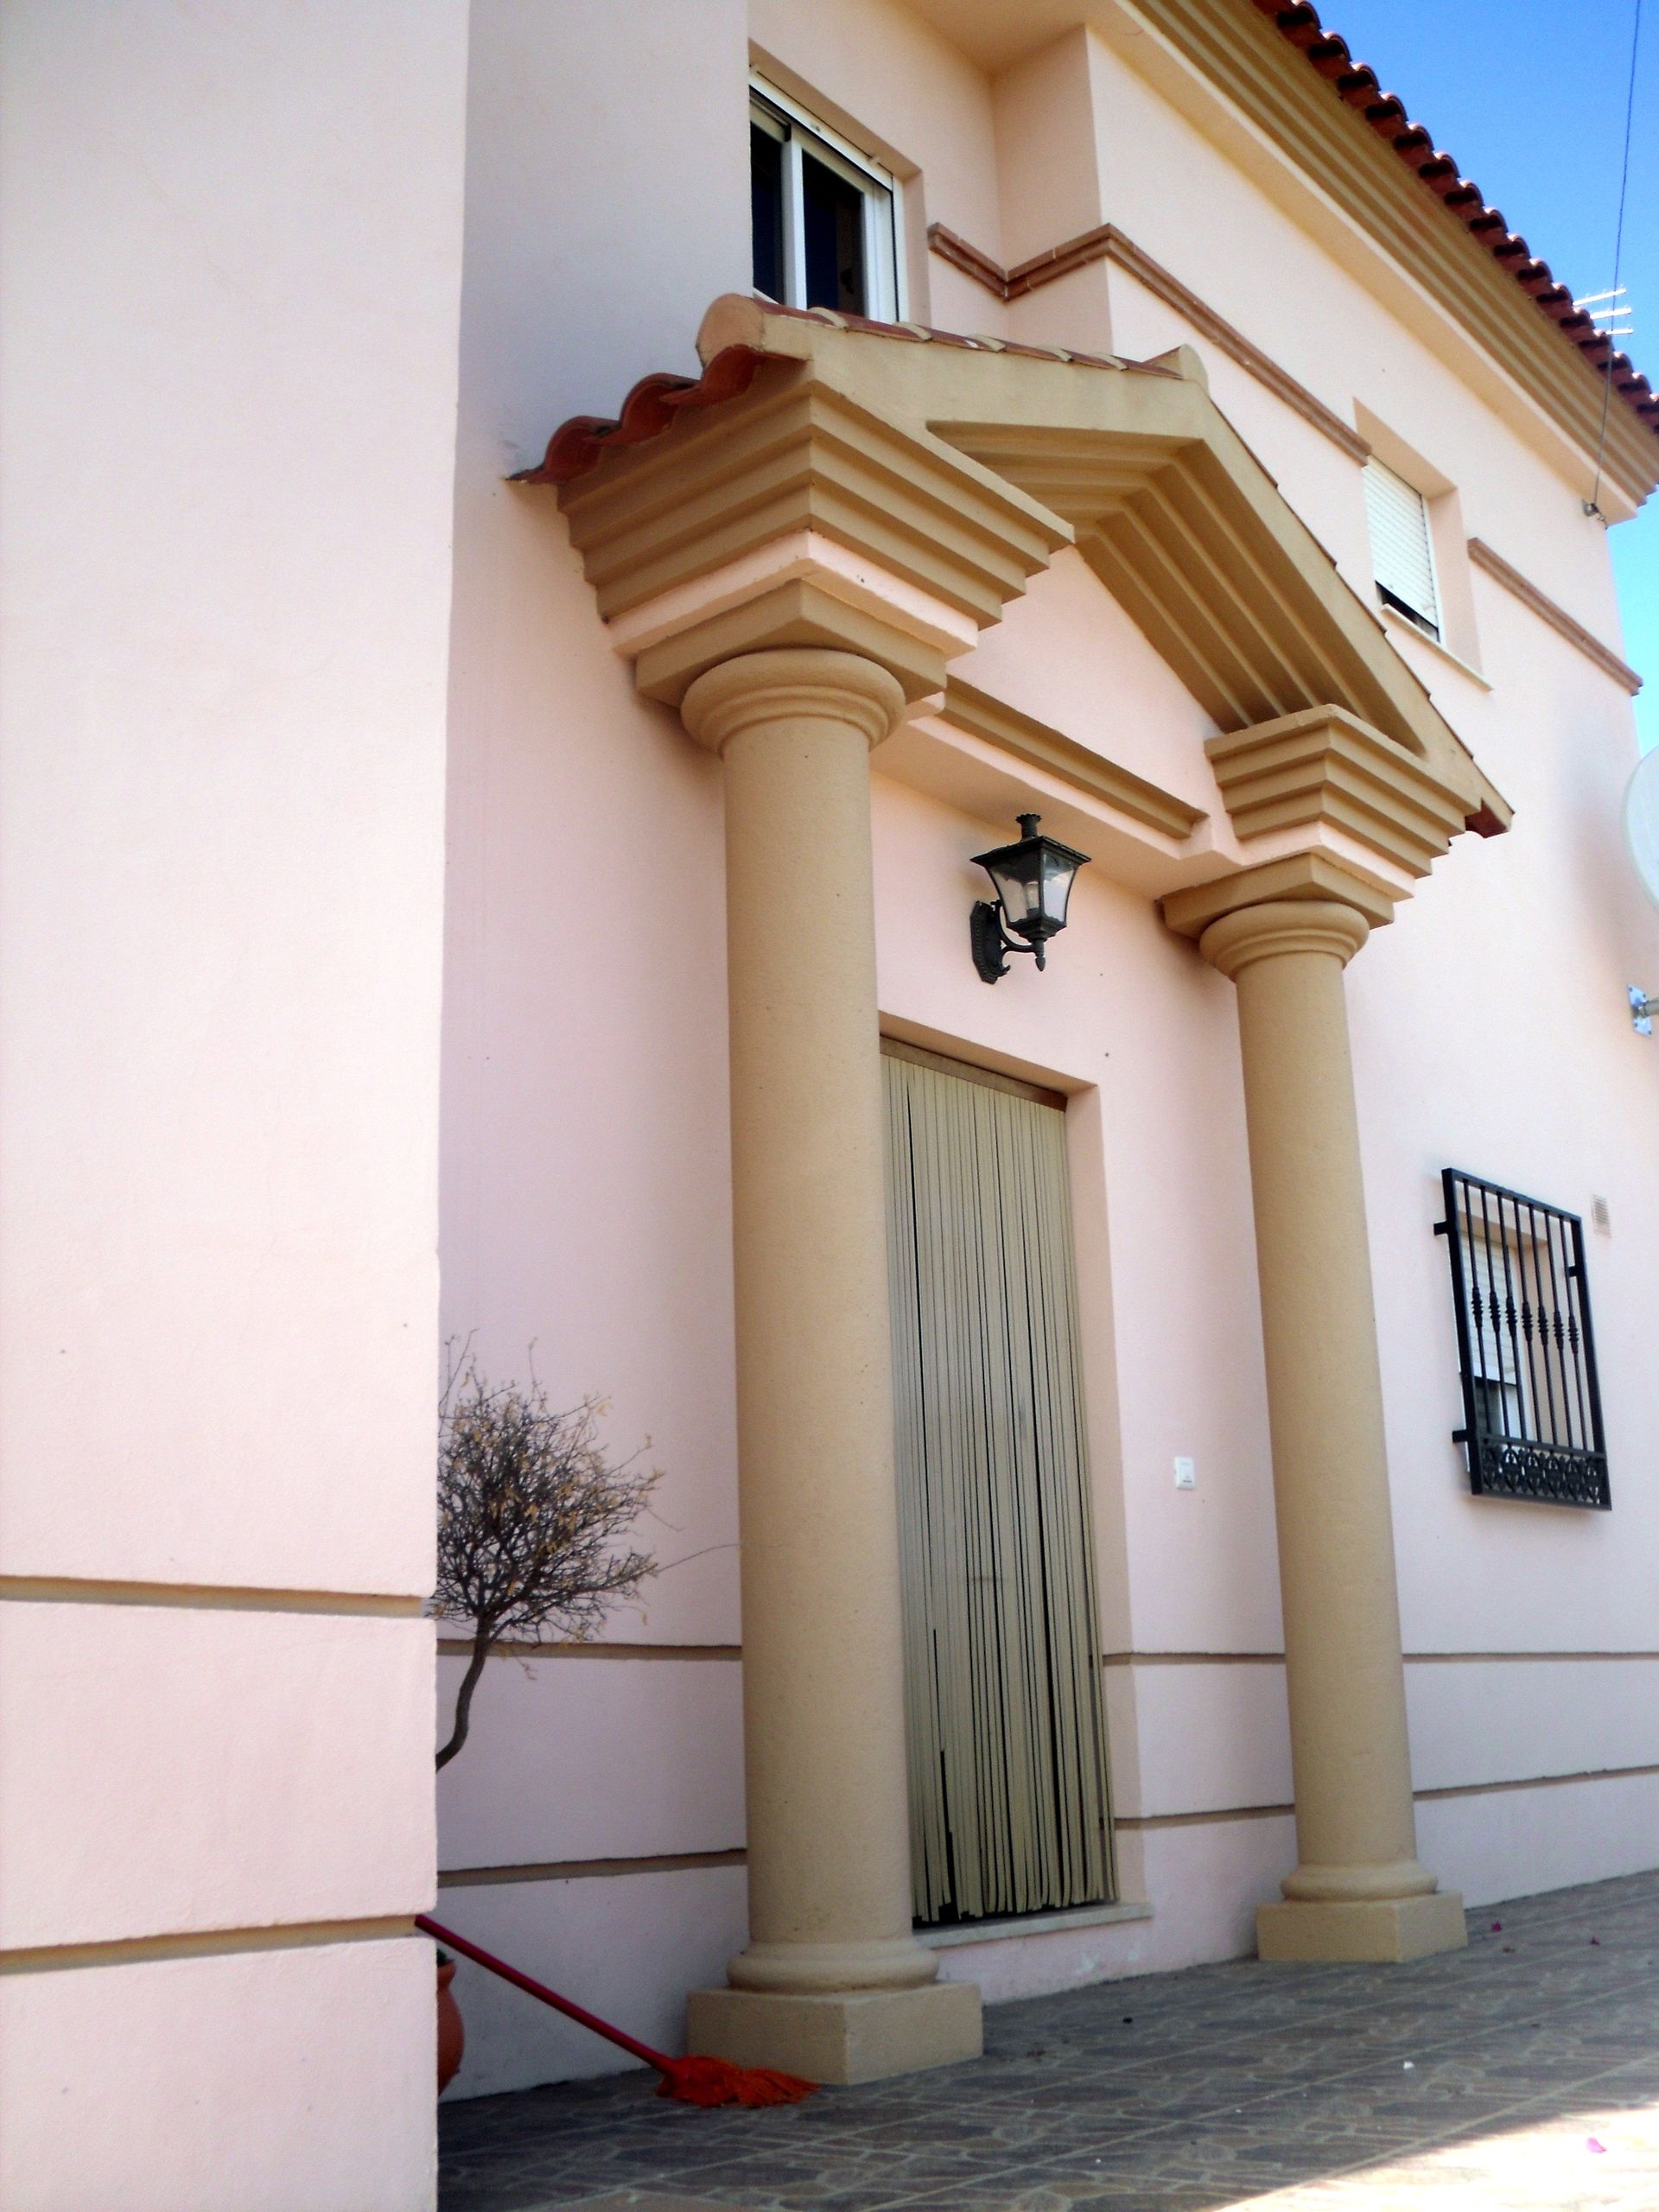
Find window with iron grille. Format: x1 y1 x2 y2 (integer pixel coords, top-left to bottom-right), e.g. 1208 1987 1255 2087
1436 1170 1610 1510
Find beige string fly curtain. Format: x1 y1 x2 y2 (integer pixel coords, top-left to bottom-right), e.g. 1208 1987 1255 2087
882 1043 1113 1926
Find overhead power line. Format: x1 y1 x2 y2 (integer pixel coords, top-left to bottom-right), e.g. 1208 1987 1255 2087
1588 0 1645 520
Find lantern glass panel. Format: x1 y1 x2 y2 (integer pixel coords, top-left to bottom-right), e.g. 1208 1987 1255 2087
988 850 1046 929
1039 844 1078 929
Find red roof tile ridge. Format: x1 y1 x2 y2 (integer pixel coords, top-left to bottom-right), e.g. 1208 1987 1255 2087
511 346 767 486
513 296 1159 488
1249 0 1657 444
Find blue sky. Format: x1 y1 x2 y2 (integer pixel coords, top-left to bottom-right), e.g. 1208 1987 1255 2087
1325 0 1656 749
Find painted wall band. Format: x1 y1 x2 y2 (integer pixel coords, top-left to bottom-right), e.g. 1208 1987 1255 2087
443 1645 1659 1664
439 1849 746 1888
926 219 1370 462
432 1761 1659 1881
1103 1649 1659 1665
436 1637 741 1660
0 1916 414 1976
1118 1760 1659 1831
1467 538 1643 694
0 1575 422 1618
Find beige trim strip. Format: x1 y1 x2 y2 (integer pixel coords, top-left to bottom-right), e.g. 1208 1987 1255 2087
1105 1650 1659 1666
939 678 1206 841
1119 1760 1659 1831
446 1643 1659 1668
928 220 1370 464
1 1916 412 1976
436 1638 740 1661
439 1850 745 1889
0 1575 421 1618
1467 538 1643 693
880 1033 1067 1111
1408 1649 1659 1664
1116 1804 1293 1831
441 1643 1659 1672
1416 1762 1659 1803
927 221 1020 299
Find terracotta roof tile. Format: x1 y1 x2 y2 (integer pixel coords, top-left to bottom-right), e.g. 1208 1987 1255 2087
512 346 767 486
1252 0 1658 440
512 302 1143 486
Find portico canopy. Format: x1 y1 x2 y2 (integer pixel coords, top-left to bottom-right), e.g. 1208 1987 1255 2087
523 291 1509 894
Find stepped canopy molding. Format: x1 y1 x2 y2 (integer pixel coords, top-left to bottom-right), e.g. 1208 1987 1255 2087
526 294 1510 862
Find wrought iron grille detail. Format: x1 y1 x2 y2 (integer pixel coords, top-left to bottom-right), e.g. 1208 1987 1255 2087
1436 1170 1610 1510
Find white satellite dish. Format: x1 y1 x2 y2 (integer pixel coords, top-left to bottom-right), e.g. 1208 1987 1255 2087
1624 749 1659 1032
1625 747 1659 912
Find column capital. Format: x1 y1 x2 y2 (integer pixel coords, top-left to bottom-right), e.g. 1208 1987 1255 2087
681 648 906 758
1199 898 1370 980
1161 708 1487 952
1162 849 1397 943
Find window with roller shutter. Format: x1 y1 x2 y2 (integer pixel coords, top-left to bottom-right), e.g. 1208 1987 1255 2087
1363 455 1442 640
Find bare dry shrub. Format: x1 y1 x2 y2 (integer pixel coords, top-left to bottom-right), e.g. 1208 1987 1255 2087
434 1353 657 1770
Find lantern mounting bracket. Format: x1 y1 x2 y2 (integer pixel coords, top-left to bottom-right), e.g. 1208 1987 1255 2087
970 899 1039 982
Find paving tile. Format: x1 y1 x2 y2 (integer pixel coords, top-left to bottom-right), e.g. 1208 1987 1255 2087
441 1869 1659 2212
555 2197 747 2211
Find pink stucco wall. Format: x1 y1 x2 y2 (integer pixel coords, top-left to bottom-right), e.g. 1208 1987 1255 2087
9 0 1653 2183
432 0 1659 2102
0 3 468 2200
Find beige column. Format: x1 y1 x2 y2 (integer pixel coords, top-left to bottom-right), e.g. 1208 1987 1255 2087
1200 899 1465 1963
678 648 982 2082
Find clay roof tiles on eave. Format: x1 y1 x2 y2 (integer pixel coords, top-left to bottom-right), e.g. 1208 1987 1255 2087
512 301 1155 486
1258 0 1658 444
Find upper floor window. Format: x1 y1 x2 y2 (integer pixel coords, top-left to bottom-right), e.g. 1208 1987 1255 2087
1363 455 1441 641
750 79 901 322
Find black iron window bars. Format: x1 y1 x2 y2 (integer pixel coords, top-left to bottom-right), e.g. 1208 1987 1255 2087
1436 1170 1610 1510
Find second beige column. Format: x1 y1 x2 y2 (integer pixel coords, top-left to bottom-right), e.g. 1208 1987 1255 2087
679 647 982 2082
1200 899 1465 1963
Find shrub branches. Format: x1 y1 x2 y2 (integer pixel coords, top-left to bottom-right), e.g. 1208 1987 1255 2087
434 1357 657 1770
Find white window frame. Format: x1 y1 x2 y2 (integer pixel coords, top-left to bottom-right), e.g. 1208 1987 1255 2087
1363 454 1443 642
749 73 905 322
1460 1224 1527 1438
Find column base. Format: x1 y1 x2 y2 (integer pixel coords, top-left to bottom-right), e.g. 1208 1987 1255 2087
687 1979 982 2085
1257 1890 1468 1963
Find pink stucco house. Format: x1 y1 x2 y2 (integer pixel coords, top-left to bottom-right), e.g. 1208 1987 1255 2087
3 2 1657 2203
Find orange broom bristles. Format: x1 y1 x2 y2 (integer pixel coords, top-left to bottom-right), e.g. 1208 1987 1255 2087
656 2053 817 2108
416 1913 817 2108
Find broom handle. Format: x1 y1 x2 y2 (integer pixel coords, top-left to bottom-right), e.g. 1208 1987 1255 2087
415 1912 672 2072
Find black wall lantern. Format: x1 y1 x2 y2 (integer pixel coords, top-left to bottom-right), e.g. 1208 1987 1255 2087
969 813 1091 983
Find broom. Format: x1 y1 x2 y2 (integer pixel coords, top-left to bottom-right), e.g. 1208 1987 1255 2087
416 1913 817 2108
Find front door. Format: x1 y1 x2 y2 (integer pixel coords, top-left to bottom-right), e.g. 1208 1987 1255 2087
882 1040 1113 1926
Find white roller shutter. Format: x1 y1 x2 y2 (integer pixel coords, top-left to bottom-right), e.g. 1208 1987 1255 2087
1363 456 1441 637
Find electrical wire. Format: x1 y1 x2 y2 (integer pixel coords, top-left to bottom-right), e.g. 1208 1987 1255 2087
1588 0 1645 519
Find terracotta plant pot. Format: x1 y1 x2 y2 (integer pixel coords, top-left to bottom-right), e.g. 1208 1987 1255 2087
437 1956 465 2094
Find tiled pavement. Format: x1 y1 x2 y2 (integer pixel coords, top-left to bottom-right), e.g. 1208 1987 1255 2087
439 1868 1659 2210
